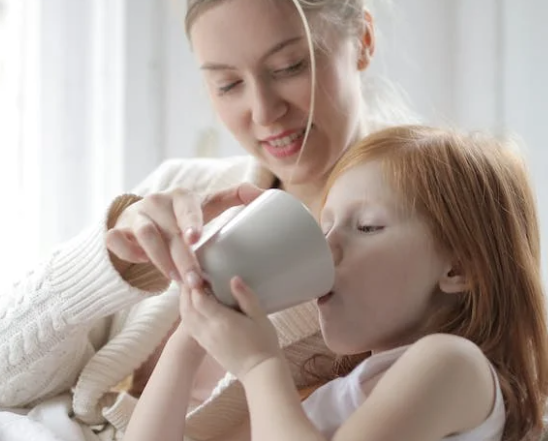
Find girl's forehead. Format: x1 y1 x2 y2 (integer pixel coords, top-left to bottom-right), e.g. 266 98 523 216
325 161 412 215
330 161 387 198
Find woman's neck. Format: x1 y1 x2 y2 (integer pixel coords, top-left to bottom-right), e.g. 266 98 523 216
279 179 325 219
275 116 369 217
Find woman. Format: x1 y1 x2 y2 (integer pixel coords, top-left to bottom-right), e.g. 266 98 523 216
0 0 415 440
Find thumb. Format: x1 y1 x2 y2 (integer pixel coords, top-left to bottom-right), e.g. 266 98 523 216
237 183 264 205
202 184 264 222
230 276 264 318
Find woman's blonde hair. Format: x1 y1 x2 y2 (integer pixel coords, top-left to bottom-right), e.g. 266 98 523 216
322 125 548 441
184 0 418 132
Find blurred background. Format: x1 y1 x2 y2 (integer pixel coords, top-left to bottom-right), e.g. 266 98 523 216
0 0 547 282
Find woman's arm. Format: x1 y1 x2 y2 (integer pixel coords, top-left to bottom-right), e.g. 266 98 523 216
122 326 206 441
0 160 199 408
0 157 250 408
241 334 495 441
0 215 168 408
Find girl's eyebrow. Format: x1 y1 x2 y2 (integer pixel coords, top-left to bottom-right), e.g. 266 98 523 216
200 36 304 71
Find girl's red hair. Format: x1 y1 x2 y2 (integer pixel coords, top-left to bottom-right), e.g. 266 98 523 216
318 125 548 441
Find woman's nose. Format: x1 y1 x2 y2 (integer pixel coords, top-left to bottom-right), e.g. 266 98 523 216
250 82 287 126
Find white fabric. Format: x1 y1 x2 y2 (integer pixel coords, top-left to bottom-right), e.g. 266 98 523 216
0 395 101 441
0 155 328 441
302 344 505 441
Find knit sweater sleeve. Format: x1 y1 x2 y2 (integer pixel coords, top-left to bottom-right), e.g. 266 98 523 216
0 158 212 408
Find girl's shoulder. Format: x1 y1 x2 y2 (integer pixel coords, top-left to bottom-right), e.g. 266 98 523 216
401 333 490 370
385 334 501 437
356 335 500 439
402 334 505 441
305 335 504 440
351 334 493 391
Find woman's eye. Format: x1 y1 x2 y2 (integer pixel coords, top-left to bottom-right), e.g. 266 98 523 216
273 60 306 76
357 225 384 234
218 80 242 95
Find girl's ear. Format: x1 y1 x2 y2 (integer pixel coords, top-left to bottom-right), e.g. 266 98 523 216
439 264 470 294
357 10 376 71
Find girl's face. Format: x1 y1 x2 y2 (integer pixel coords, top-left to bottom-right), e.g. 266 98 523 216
190 0 367 187
320 160 452 354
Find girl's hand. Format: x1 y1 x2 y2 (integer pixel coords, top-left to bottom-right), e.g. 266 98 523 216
106 184 263 284
180 277 282 381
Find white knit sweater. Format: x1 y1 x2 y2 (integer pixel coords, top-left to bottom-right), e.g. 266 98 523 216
0 156 330 441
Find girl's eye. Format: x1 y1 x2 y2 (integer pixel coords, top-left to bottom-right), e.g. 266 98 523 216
357 225 384 234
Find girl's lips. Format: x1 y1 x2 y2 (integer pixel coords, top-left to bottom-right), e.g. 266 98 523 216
317 291 334 305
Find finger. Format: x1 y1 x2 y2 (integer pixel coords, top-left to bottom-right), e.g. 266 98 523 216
133 213 180 280
179 283 190 311
140 193 183 238
237 183 265 204
191 286 234 320
169 190 207 288
141 192 204 287
169 233 204 289
172 189 204 244
179 286 206 340
230 276 264 318
105 229 149 263
201 184 264 223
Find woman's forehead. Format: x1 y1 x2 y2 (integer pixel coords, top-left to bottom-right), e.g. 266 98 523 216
190 0 335 65
191 0 304 57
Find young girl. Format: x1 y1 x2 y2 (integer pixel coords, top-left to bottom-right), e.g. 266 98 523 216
123 125 548 441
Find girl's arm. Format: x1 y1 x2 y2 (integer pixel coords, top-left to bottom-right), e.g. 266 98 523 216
242 334 495 441
242 356 325 441
122 326 206 441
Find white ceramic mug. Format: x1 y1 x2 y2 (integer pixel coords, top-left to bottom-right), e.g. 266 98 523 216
192 189 335 314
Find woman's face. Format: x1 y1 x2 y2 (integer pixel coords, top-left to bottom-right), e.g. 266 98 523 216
190 0 369 187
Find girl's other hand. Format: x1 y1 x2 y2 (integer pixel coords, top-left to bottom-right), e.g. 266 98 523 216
180 276 282 382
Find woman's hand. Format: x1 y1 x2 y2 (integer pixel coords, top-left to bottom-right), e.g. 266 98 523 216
180 277 282 382
106 184 263 284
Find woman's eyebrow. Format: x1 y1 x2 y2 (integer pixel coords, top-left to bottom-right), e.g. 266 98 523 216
200 36 303 71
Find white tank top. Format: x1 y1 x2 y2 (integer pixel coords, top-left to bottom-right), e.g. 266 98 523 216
302 345 505 441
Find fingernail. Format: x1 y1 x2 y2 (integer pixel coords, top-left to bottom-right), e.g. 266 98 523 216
185 270 202 289
184 228 196 243
234 276 245 289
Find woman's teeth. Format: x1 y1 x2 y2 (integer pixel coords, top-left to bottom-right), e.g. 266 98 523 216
267 130 305 147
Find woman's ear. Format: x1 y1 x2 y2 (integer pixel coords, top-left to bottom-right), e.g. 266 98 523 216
439 264 469 294
357 10 376 71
